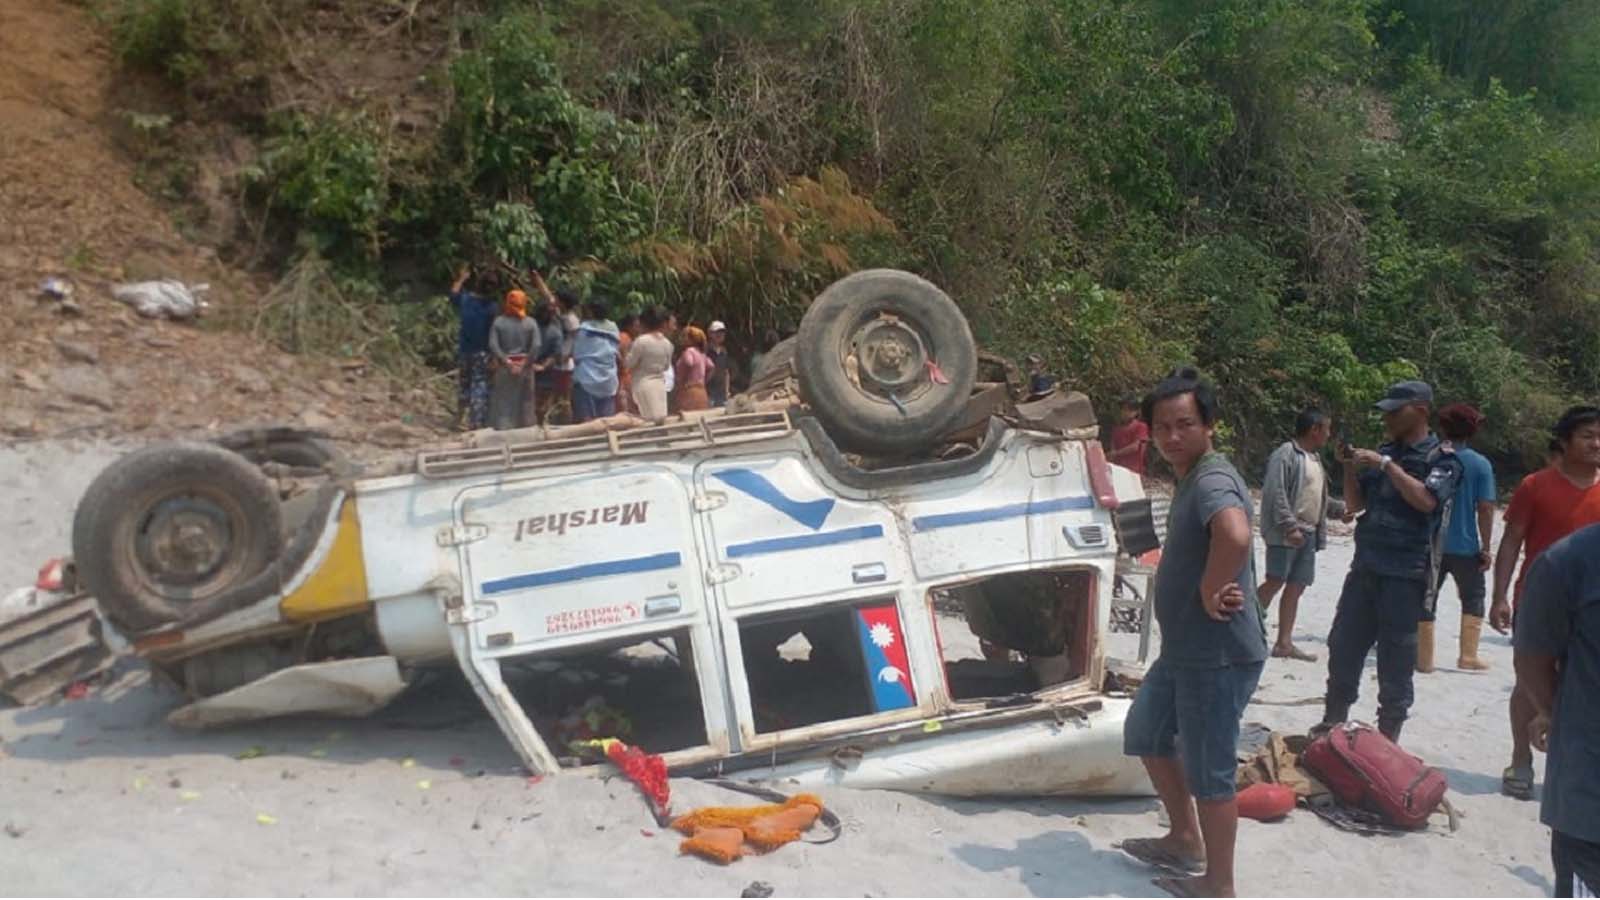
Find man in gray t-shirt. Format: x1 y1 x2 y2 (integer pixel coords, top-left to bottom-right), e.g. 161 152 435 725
1154 456 1269 666
1514 523 1600 897
1118 367 1267 899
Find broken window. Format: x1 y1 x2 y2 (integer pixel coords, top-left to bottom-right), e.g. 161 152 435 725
501 628 708 762
739 597 917 734
931 568 1095 701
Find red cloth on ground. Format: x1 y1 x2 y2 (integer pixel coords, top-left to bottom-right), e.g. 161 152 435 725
605 740 670 817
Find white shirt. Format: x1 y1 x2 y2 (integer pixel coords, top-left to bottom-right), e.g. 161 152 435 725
1293 445 1327 528
560 311 580 371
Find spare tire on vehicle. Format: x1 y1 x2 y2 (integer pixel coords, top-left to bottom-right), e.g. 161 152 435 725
214 426 347 475
796 269 977 455
72 443 286 635
751 335 798 383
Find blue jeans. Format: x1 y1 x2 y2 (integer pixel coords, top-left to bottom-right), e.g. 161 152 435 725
1325 568 1424 728
571 384 617 423
457 351 491 429
1124 656 1264 800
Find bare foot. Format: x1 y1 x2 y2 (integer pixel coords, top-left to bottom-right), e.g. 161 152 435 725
1270 644 1318 662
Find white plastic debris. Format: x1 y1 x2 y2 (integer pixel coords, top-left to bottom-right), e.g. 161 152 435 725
0 586 44 628
112 280 211 321
38 277 73 301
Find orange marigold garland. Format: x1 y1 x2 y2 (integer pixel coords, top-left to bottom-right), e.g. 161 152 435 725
670 794 826 864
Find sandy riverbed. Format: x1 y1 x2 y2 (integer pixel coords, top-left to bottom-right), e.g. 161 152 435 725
0 441 1556 896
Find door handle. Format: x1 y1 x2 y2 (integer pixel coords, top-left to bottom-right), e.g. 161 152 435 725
645 594 683 617
852 563 888 584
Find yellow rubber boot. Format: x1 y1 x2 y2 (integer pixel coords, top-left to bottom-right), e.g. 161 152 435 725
1459 615 1491 672
1416 621 1436 674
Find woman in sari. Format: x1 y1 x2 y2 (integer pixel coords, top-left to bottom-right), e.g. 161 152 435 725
488 289 542 430
674 324 715 413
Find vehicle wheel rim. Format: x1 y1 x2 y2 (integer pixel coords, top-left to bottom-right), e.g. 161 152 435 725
850 314 931 402
133 493 242 591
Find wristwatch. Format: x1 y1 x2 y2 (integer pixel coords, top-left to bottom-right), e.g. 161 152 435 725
1379 454 1393 472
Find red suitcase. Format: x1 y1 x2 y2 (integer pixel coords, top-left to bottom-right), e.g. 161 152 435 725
1302 722 1448 830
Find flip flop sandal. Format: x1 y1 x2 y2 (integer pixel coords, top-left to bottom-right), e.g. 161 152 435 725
1153 875 1209 898
1502 765 1535 800
1271 646 1319 662
1115 838 1205 876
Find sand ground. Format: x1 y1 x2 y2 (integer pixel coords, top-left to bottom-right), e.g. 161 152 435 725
0 442 1556 897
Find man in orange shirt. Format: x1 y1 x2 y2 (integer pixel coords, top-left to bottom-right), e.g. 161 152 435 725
1490 405 1600 799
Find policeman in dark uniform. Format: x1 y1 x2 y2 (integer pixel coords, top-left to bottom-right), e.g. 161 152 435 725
1321 380 1462 743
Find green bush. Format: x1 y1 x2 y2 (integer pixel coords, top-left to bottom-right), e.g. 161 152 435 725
989 273 1183 410
95 0 1600 476
446 13 648 260
109 0 200 83
256 115 389 263
475 202 552 271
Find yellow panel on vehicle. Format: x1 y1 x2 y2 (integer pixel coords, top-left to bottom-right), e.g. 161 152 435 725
280 498 371 623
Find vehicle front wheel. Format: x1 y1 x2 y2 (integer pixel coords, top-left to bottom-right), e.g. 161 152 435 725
72 443 285 634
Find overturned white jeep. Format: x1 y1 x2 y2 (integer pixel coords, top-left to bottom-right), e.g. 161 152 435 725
59 270 1162 797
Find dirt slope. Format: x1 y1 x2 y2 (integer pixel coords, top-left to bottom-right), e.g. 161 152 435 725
0 0 444 444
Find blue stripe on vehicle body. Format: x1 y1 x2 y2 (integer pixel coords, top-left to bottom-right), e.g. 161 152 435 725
481 552 682 595
911 495 1095 532
725 525 885 558
711 468 835 530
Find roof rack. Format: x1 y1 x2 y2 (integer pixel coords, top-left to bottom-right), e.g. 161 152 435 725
415 410 796 480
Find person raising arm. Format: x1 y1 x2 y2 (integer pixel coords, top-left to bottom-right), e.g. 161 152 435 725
1340 446 1441 515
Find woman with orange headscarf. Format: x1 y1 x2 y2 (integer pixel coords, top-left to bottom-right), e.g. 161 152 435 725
488 289 543 430
673 324 715 413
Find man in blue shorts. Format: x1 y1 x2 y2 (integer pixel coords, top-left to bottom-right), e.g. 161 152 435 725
1259 407 1346 662
1118 367 1267 899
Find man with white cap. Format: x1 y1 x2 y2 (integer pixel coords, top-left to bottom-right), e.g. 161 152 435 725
706 320 732 408
1319 380 1462 743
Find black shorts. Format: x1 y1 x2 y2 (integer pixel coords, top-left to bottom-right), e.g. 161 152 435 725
1424 553 1487 620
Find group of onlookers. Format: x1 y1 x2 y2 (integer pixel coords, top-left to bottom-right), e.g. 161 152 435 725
1112 368 1600 898
447 266 762 431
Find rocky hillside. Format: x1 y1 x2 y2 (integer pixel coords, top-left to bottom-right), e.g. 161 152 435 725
0 0 444 445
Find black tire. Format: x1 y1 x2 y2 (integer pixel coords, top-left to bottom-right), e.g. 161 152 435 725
796 269 977 455
752 335 798 382
214 426 346 474
72 443 286 635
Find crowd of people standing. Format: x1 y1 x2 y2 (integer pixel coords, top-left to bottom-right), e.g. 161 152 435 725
1109 365 1600 898
446 266 1599 894
445 266 761 431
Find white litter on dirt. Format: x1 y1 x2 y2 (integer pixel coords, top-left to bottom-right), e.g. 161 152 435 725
111 280 211 321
